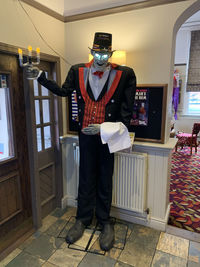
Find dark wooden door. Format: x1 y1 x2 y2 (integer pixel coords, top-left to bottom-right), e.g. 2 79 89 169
30 60 61 218
0 54 33 255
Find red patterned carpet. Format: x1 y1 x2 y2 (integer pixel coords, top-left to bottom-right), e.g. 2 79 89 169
168 146 200 233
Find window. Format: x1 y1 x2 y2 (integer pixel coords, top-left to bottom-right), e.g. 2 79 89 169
187 92 200 115
184 30 200 115
33 72 52 152
0 74 14 161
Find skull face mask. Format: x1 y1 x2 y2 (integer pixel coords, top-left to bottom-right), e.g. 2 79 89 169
91 50 112 71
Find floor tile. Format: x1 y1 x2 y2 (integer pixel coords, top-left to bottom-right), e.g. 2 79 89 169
24 233 64 261
56 216 76 239
118 239 155 267
45 219 67 237
48 245 85 267
118 224 160 267
42 262 58 267
114 261 133 267
60 207 77 220
19 236 35 250
90 239 122 259
151 250 187 267
187 260 200 267
78 253 116 267
40 215 58 233
115 219 134 240
114 222 129 249
156 232 189 259
188 241 200 263
5 251 45 267
69 228 99 249
128 224 161 249
0 248 22 267
51 207 68 218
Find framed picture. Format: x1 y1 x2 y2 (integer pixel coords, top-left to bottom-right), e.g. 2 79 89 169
67 84 168 144
129 84 167 143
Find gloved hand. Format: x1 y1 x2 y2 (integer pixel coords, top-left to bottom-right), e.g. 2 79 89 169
25 65 40 80
81 124 100 135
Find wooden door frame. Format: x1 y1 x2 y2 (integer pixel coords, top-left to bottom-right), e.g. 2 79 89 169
0 42 63 229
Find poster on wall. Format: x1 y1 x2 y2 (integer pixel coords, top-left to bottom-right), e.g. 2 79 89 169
129 84 167 143
130 88 149 126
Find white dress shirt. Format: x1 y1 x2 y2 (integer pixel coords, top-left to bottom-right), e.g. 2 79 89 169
89 65 111 100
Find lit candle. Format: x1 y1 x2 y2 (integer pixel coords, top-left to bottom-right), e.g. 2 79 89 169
36 47 40 57
36 47 40 64
28 45 32 57
18 48 23 60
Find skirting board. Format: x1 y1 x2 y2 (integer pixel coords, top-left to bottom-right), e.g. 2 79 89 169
61 195 77 208
111 204 171 232
61 196 171 232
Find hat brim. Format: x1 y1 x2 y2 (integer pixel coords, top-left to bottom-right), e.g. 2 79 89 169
88 47 115 53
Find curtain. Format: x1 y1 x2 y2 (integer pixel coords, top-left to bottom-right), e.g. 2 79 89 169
187 30 200 92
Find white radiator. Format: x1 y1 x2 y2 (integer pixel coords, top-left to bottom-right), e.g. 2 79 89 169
74 146 148 213
112 152 148 213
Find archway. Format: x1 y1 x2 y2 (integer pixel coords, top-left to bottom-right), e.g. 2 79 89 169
168 0 200 237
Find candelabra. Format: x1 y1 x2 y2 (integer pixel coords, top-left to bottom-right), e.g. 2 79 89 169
18 46 40 79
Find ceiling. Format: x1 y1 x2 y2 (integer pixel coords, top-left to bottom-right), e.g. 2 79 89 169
33 0 147 16
30 0 200 23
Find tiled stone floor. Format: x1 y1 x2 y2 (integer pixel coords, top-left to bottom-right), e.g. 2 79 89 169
1 206 200 267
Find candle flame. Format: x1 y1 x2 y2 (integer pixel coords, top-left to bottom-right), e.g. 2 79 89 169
18 48 22 54
28 45 32 52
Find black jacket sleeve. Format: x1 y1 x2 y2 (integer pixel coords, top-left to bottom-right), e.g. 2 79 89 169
120 67 136 128
37 66 75 97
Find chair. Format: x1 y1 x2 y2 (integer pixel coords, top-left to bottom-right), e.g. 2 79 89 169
175 123 200 155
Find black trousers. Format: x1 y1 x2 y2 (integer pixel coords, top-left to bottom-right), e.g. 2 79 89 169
76 132 114 226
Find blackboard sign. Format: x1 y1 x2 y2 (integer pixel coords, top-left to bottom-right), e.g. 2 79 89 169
129 84 167 143
67 84 167 143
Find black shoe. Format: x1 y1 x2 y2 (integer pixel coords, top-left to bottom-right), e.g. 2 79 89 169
99 223 115 251
65 220 85 244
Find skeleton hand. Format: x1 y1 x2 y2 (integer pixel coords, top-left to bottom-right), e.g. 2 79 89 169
81 124 100 135
25 65 40 80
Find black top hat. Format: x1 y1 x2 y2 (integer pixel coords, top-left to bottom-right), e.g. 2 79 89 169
90 32 112 52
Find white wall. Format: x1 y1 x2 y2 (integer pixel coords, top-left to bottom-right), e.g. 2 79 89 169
175 29 191 64
0 0 68 131
64 0 195 141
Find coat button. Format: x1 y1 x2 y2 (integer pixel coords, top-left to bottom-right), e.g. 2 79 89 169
78 122 81 126
78 96 81 99
111 99 114 103
79 109 81 112
108 113 111 117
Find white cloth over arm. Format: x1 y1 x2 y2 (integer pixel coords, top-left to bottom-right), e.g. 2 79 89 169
100 122 131 153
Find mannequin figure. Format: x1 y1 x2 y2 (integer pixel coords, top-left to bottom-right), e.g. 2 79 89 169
29 32 136 251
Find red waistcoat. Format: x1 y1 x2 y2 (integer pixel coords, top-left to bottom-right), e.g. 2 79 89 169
79 67 122 129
